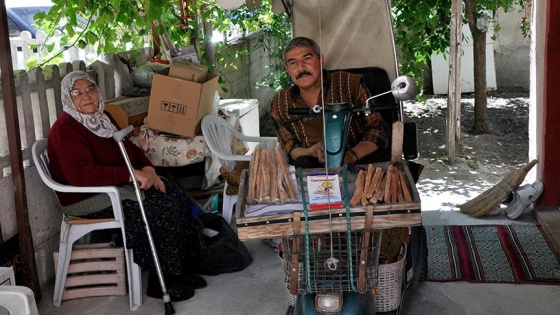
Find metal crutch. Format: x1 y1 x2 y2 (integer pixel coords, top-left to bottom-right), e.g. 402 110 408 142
113 125 175 315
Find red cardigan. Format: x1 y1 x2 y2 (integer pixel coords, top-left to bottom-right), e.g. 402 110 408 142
47 112 153 206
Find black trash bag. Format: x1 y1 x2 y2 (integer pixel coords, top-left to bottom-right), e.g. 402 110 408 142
194 213 252 275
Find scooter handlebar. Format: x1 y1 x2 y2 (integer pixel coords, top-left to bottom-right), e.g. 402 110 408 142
288 104 322 116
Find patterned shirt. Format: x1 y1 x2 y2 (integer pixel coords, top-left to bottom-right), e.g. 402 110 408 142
271 71 389 157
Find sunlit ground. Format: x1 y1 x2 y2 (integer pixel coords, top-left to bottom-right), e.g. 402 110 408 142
414 157 538 226
414 157 535 212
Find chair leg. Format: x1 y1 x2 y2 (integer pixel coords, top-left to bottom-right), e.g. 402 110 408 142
222 193 238 224
52 240 70 307
53 223 104 307
124 248 142 310
53 222 78 307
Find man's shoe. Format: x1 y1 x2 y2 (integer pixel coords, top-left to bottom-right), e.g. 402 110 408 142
505 181 544 220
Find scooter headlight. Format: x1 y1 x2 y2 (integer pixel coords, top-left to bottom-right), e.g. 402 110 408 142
315 292 343 313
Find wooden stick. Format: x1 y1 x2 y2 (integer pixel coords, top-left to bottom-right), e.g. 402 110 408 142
269 147 279 203
259 149 271 202
391 121 404 163
361 164 375 205
350 169 365 206
384 165 393 203
371 177 386 204
247 146 261 202
395 171 404 203
278 181 289 203
390 170 398 204
275 146 297 200
398 170 413 202
366 166 383 199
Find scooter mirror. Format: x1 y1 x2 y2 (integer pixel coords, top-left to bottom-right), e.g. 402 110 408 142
391 76 418 101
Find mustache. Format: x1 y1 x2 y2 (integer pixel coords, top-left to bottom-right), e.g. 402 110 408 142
296 71 312 79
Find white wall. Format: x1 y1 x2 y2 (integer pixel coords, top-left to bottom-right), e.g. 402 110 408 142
431 6 531 94
494 7 531 91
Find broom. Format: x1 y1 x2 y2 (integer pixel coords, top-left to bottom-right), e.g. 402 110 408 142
459 159 538 217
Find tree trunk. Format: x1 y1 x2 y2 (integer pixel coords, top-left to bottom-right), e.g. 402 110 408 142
465 0 490 134
199 3 216 65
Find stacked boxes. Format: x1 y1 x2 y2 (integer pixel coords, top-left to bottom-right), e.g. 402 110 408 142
105 96 150 135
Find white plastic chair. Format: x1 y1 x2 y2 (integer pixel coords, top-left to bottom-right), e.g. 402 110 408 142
0 285 39 315
201 114 277 224
31 139 142 310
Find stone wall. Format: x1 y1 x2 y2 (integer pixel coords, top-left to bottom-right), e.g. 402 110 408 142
216 34 280 116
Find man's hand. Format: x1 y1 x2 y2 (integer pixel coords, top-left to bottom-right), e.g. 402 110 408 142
289 142 325 162
132 167 166 192
343 150 359 165
308 142 325 163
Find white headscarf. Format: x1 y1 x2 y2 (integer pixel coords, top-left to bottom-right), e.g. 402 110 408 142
61 71 116 138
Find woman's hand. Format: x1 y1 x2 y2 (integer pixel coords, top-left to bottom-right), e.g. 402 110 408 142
132 167 166 193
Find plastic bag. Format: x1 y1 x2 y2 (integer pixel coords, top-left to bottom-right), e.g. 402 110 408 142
194 213 252 275
131 62 169 88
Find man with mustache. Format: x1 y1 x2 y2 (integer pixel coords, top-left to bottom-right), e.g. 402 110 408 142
271 37 390 168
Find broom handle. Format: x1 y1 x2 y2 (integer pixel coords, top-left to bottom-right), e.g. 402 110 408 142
517 159 538 186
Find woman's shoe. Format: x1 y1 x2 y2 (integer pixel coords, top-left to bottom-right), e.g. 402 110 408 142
147 272 195 302
147 283 195 302
505 181 544 220
180 274 207 289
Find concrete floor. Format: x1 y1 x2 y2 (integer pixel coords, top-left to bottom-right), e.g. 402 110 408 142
33 209 560 315
35 160 560 315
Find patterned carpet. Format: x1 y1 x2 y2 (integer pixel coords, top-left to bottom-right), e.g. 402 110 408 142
426 225 560 284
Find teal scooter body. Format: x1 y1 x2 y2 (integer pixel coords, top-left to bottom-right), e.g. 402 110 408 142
324 102 353 167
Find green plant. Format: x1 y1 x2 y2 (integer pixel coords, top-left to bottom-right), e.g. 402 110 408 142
392 0 452 100
29 0 293 95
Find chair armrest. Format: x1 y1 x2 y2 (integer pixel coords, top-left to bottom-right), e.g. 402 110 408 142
47 181 120 195
238 135 278 143
211 151 253 162
45 182 124 221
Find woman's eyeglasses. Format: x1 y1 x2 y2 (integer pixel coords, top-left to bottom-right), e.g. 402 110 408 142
69 85 98 98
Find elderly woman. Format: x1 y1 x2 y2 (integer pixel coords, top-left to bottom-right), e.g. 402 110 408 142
47 70 205 302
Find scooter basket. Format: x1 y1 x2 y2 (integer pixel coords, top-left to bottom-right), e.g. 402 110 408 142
282 230 382 295
375 244 406 312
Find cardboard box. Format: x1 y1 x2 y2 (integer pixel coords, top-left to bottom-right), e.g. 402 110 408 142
169 60 208 83
147 70 219 138
105 96 150 135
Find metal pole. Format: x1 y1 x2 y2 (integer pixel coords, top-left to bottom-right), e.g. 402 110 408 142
113 126 175 315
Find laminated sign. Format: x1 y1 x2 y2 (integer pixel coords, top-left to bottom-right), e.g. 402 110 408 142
306 174 343 210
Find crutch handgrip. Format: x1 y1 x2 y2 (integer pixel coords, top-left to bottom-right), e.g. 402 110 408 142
112 125 134 143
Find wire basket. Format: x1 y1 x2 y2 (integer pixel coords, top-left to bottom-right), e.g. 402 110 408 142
282 256 298 307
282 230 382 295
375 244 407 312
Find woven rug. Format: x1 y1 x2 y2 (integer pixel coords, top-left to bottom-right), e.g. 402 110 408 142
426 225 560 284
